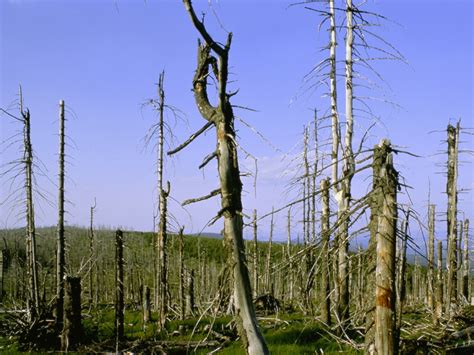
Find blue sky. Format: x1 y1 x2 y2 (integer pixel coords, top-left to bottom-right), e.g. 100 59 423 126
0 0 472 248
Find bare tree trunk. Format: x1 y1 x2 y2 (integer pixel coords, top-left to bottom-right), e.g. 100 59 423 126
143 285 151 328
89 200 96 307
154 72 165 312
287 209 294 304
182 2 268 352
446 123 459 316
427 204 435 312
20 89 40 320
373 139 398 355
462 219 470 302
253 209 258 298
178 227 185 320
61 277 82 352
115 229 124 350
395 213 408 353
266 208 274 294
56 100 66 330
436 241 444 320
185 269 195 317
336 0 355 327
320 178 331 325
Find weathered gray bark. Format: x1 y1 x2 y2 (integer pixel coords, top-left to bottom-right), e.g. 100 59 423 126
157 181 170 330
61 277 82 352
462 219 470 302
185 269 195 317
320 178 331 325
395 213 408 353
155 72 170 333
446 123 459 316
374 139 398 355
182 1 268 352
56 100 66 330
336 0 356 327
20 89 40 320
115 229 124 349
435 241 444 320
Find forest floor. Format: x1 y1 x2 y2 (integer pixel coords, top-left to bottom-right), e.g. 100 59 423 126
1 305 474 354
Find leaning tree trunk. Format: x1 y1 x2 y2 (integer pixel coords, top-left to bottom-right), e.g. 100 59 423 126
182 1 268 352
56 99 66 330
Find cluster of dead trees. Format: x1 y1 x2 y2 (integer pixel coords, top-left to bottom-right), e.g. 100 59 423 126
0 0 471 354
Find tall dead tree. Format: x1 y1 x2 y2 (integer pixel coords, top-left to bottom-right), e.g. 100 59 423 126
19 88 40 320
175 1 269 352
336 0 356 326
427 204 435 312
446 123 460 315
373 139 398 355
56 99 66 330
115 229 124 350
157 181 170 330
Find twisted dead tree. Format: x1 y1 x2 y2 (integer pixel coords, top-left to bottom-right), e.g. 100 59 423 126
168 1 268 353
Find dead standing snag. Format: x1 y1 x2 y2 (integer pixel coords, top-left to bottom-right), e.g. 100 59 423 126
176 1 269 353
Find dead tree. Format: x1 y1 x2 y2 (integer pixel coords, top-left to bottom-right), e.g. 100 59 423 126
60 277 82 352
178 227 185 320
115 229 124 350
185 269 195 317
143 285 151 328
462 219 470 302
320 178 331 325
265 208 274 295
446 123 460 315
435 240 444 320
56 99 66 330
427 204 435 312
174 2 269 352
89 199 97 306
157 181 170 330
253 209 259 298
19 88 40 320
287 209 294 304
395 211 408 352
373 139 398 355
